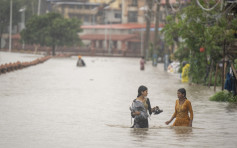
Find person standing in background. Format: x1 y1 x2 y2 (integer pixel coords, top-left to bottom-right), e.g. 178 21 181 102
140 57 145 70
181 62 190 83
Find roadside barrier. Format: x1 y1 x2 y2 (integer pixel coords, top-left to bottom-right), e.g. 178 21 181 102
0 56 51 75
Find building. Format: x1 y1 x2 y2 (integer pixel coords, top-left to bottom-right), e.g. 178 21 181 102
80 23 164 57
121 0 190 24
47 0 103 25
2 0 189 57
46 0 123 25
47 0 190 25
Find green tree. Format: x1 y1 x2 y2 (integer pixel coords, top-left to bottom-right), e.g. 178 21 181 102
162 1 237 84
20 13 83 56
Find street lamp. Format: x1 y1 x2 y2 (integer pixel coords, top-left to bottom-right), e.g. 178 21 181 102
19 7 26 31
19 7 26 49
9 0 12 52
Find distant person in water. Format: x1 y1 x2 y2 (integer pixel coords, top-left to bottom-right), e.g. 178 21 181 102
76 55 86 67
165 88 193 127
140 56 145 70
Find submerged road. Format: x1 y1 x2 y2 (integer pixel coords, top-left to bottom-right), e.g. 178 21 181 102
0 52 237 148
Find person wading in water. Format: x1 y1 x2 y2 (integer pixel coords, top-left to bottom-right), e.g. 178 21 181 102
165 88 193 127
130 85 162 128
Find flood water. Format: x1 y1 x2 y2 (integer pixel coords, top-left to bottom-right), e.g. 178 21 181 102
0 52 237 148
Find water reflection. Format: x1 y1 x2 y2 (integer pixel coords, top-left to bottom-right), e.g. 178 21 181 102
226 103 237 112
130 128 149 141
1 53 237 148
171 126 193 136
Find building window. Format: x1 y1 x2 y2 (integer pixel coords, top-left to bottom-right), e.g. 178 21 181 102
69 5 75 9
91 6 96 9
84 15 89 22
77 5 82 9
115 13 121 18
131 0 138 6
128 11 137 22
61 5 65 10
85 5 90 9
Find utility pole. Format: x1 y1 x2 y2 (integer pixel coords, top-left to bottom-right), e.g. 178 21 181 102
109 20 112 55
104 8 108 53
19 7 26 49
153 0 161 66
19 7 26 31
122 0 125 23
164 0 170 71
140 30 143 56
144 0 153 60
38 0 41 16
9 0 12 52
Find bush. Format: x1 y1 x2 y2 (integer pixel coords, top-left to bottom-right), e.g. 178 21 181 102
209 90 237 102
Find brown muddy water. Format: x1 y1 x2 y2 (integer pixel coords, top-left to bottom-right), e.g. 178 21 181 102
0 52 237 148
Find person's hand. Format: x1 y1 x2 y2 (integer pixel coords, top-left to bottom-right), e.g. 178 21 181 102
151 106 159 112
189 121 192 127
132 111 140 116
165 120 171 125
151 107 155 112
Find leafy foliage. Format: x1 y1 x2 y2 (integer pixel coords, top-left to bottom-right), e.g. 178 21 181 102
210 90 237 102
20 13 82 55
161 2 237 84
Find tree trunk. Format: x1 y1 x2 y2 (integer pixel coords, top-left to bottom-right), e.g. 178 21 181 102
153 0 160 56
34 44 39 54
0 36 2 49
32 1 35 15
52 44 55 56
0 27 4 49
214 63 219 92
144 0 153 60
163 0 170 62
165 0 170 15
222 40 226 90
208 60 213 88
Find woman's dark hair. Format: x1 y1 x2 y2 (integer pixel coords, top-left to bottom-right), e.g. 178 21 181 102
137 85 148 97
178 88 186 98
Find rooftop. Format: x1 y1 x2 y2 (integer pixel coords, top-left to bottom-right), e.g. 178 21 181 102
81 23 164 30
